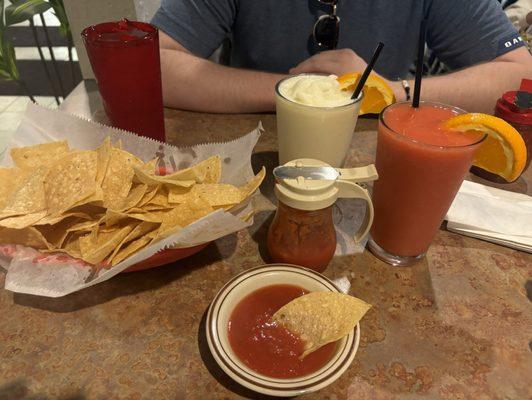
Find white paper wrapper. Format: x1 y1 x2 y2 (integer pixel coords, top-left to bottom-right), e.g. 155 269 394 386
0 103 262 297
334 198 368 255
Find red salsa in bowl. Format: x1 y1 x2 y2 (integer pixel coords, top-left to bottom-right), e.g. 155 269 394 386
227 284 337 378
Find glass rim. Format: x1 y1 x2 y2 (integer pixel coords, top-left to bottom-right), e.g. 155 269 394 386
379 101 488 149
81 20 158 45
275 73 363 110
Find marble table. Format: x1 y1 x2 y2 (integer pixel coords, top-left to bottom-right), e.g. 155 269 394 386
0 83 531 399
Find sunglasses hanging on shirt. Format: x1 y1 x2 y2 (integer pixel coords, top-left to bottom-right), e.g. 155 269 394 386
313 0 340 50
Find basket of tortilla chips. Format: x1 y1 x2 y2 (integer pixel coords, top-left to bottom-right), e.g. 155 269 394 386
0 103 264 297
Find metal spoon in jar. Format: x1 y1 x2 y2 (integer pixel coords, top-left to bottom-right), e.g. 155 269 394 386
273 165 378 183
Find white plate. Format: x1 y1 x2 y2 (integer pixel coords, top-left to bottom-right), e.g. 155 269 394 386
206 264 360 397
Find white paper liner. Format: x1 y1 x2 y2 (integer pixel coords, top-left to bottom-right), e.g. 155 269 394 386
0 103 262 297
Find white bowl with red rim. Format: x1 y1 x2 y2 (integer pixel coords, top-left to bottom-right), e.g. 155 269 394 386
206 264 360 397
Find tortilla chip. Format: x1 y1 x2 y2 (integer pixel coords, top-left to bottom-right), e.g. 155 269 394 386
44 150 98 215
133 166 195 188
157 193 213 238
39 219 101 260
34 212 91 226
35 216 89 248
111 236 151 266
10 141 69 169
114 184 148 212
164 155 221 184
142 204 173 212
0 211 47 229
145 188 171 208
67 219 100 233
0 167 48 217
47 232 84 259
0 167 29 210
70 187 104 209
104 209 165 226
102 147 143 209
167 186 192 204
272 292 371 358
67 203 105 219
43 219 101 251
167 168 264 207
137 185 160 208
0 226 50 249
194 183 243 207
140 158 158 174
95 137 112 186
108 221 158 263
239 167 266 200
78 225 134 265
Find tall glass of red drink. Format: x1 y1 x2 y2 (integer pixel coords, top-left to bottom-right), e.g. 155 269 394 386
368 101 485 266
82 19 165 142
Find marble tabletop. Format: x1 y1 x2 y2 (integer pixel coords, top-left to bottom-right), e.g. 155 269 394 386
0 85 531 399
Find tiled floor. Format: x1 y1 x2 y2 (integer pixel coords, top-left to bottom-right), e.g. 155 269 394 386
0 96 58 158
1 4 67 157
14 47 79 62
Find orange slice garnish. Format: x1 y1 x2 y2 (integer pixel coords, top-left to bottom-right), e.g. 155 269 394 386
443 113 527 182
336 72 395 115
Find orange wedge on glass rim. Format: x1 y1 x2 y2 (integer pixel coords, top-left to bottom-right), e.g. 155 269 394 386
442 113 527 182
336 72 395 115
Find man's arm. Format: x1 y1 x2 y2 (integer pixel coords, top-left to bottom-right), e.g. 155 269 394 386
159 32 285 113
290 47 532 113
395 47 532 113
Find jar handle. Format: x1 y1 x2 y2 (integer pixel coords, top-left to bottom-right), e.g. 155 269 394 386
335 180 374 242
337 164 378 183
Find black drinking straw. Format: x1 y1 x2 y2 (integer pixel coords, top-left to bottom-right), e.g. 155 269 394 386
412 19 427 108
351 42 385 100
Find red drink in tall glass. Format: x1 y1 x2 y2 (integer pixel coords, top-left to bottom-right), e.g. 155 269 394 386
368 101 485 266
82 20 165 142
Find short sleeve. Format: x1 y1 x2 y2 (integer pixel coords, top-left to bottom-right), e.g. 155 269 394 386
151 0 237 58
425 0 525 69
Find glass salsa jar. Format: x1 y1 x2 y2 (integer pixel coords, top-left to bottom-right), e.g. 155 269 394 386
267 202 336 272
267 159 376 273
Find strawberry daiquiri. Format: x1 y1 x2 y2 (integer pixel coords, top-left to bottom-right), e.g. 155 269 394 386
368 101 485 266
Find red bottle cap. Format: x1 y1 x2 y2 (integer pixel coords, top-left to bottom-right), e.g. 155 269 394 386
519 78 532 92
495 90 532 126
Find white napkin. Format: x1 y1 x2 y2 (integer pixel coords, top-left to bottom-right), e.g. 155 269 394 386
445 180 532 253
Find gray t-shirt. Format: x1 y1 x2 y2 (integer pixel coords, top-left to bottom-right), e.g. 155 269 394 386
151 0 524 80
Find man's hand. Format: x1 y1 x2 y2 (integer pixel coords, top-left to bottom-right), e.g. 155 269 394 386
289 49 369 76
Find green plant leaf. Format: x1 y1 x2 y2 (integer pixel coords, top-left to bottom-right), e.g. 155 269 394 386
0 0 5 30
5 0 52 26
0 69 12 80
5 40 19 80
49 0 70 37
0 31 19 81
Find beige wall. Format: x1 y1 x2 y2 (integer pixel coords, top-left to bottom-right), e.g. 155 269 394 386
64 0 137 79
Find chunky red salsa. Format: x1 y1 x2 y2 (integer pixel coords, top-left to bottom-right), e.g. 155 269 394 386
227 284 337 378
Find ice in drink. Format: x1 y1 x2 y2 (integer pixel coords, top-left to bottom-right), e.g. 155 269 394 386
369 101 485 265
275 74 361 167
